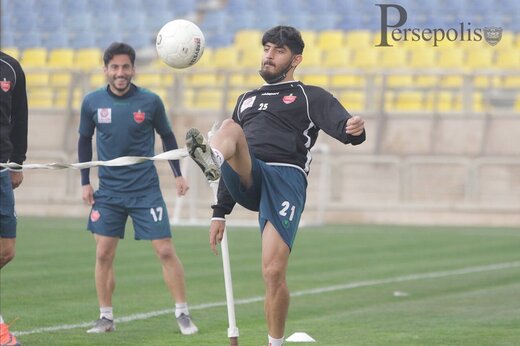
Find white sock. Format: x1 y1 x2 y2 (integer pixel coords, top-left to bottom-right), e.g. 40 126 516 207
175 302 189 318
100 307 113 321
211 148 225 167
268 334 284 346
0 315 4 324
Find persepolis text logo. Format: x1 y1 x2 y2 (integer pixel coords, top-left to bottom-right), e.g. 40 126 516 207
375 4 502 47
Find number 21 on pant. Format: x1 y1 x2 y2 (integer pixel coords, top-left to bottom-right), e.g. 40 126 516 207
279 201 295 221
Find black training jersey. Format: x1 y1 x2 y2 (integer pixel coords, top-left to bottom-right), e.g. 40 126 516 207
212 80 365 218
0 51 28 165
232 80 363 174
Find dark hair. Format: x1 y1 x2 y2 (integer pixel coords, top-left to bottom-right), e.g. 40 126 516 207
262 26 305 55
103 42 136 66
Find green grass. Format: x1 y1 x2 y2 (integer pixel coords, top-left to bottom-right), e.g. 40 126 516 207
2 217 520 345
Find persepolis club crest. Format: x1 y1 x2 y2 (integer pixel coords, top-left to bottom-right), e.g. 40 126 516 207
0 80 11 92
133 110 145 123
283 94 297 104
483 26 503 46
90 209 100 222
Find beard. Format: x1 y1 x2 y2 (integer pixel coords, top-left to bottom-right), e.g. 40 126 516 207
259 59 293 84
110 76 131 93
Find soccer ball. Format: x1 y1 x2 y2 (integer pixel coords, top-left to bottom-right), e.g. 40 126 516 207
156 19 205 69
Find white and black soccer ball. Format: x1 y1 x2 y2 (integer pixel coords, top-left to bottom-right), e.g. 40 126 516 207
156 19 205 69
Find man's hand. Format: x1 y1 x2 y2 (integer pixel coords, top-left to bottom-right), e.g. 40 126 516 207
10 170 23 189
209 219 226 255
346 116 365 136
175 176 190 196
82 184 95 205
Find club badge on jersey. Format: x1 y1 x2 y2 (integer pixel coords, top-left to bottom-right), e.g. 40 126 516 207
1 80 11 92
282 94 297 104
97 108 112 123
133 110 145 123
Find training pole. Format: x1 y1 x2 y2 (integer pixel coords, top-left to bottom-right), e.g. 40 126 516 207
210 180 239 346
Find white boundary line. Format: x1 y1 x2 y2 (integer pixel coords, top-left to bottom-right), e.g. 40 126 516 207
14 261 520 336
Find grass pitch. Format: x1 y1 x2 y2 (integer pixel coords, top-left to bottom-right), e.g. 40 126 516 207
2 217 519 345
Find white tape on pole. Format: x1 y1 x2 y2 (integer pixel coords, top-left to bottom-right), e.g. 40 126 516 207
0 148 189 170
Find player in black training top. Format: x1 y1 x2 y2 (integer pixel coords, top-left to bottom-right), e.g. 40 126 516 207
0 50 28 346
186 26 365 346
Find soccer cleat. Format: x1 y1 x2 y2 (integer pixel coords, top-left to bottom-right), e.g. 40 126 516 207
176 313 198 335
86 317 115 334
0 323 20 346
185 128 220 181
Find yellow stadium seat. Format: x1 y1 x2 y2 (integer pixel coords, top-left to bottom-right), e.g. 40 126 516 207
301 74 329 87
330 74 365 88
317 30 344 51
344 30 373 47
186 73 220 87
408 48 437 68
339 90 365 112
75 48 103 71
26 71 50 88
503 76 520 88
300 31 317 50
234 30 262 51
48 48 75 68
2 47 20 60
191 47 213 68
28 89 54 108
22 48 48 68
238 49 261 68
227 88 245 110
425 91 461 112
213 47 239 68
50 72 73 88
379 47 410 68
351 47 380 69
243 72 263 88
465 48 494 69
495 49 520 69
437 49 465 68
323 48 352 68
496 31 514 49
193 89 223 110
394 91 425 111
299 47 323 68
89 73 105 87
134 73 162 87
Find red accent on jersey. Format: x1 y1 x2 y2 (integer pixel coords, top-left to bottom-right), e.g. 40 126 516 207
1 80 11 92
134 110 145 123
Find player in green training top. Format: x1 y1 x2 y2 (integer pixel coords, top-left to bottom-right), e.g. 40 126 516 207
78 42 197 335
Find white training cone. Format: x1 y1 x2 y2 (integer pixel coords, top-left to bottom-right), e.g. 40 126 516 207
286 332 316 342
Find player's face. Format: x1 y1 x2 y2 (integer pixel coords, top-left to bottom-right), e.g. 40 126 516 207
104 54 135 96
260 43 294 80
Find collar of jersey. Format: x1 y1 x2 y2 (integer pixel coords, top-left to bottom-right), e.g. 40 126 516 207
261 80 300 87
106 83 137 99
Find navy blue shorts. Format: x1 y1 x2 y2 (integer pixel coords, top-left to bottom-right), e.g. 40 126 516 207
0 170 17 238
221 157 307 250
87 189 171 240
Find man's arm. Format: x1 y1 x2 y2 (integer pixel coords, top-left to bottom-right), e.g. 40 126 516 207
9 60 28 166
78 134 94 205
161 131 189 196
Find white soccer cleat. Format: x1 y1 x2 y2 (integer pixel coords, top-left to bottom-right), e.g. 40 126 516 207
86 317 115 333
176 313 198 335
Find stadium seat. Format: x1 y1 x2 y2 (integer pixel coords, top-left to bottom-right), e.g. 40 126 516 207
238 49 261 68
351 47 380 69
495 49 520 69
21 48 48 68
213 47 239 68
134 73 162 88
186 73 220 87
25 71 50 88
301 74 329 87
74 48 103 71
344 30 373 48
330 74 365 88
27 89 54 109
339 90 365 113
299 47 322 68
192 89 223 110
48 48 75 68
316 30 345 51
234 30 262 51
394 91 425 112
299 30 317 51
323 48 352 68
